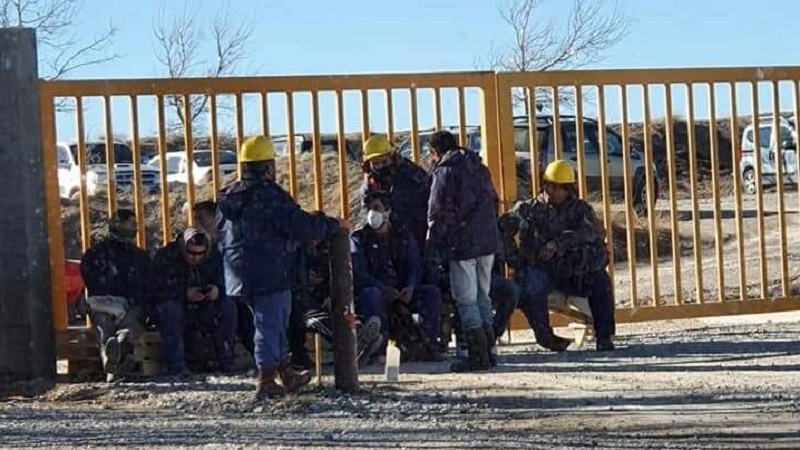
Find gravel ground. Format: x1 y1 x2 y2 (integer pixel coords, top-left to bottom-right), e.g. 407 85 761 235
2 312 800 450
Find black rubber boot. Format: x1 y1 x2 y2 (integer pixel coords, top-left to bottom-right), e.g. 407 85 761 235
596 336 615 352
484 326 498 367
450 327 490 373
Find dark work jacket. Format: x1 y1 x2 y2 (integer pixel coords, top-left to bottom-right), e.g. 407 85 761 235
350 225 421 292
216 175 340 297
149 239 225 305
427 149 499 261
361 158 431 249
80 237 151 306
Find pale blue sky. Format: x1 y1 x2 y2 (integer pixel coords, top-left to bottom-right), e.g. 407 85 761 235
49 0 800 143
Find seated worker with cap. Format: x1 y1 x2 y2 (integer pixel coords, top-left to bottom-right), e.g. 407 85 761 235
351 190 444 363
499 160 616 352
150 227 237 376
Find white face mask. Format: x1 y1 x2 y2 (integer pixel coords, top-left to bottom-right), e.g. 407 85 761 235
366 210 386 229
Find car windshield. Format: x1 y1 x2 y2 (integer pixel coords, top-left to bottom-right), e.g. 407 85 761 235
71 143 133 165
194 151 237 166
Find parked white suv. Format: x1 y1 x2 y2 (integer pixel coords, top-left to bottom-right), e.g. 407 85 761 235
739 115 798 194
514 115 659 211
148 149 238 186
57 141 160 200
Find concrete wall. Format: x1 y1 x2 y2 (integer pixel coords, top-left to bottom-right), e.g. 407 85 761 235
0 28 56 394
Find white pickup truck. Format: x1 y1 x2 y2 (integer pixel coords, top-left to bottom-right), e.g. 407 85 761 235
57 141 160 200
147 149 238 186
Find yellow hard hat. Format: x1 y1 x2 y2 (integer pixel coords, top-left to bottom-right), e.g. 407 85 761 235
240 135 275 162
362 135 392 163
543 160 576 184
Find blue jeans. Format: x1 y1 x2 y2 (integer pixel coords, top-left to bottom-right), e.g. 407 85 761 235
449 254 495 330
516 267 616 340
156 298 237 374
252 290 292 369
356 284 442 347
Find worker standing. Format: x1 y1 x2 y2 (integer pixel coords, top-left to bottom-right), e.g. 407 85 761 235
217 136 348 398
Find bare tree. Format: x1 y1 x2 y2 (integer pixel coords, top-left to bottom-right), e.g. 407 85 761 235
0 0 118 80
153 2 253 133
484 0 630 113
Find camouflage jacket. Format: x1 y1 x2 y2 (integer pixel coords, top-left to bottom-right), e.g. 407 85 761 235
498 194 608 279
80 237 151 306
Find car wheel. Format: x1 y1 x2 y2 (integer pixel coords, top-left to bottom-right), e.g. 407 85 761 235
742 168 756 195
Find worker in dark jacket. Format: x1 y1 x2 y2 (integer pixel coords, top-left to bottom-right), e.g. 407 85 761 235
361 135 431 252
498 160 615 352
195 200 255 365
150 227 237 376
427 130 499 373
351 190 443 361
80 209 150 381
217 135 347 398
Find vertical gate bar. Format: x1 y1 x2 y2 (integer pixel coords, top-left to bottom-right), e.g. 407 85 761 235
750 83 768 299
183 94 195 224
103 95 116 213
642 85 660 307
385 89 394 144
409 87 420 163
663 85 683 305
361 89 370 144
771 81 789 297
619 85 638 307
527 87 540 196
457 86 467 147
685 85 705 303
311 91 324 211
553 88 562 160
40 92 68 333
74 97 91 252
433 88 442 131
208 95 220 200
729 84 746 300
708 84 725 302
286 93 298 199
596 86 616 298
260 92 270 136
335 90 349 218
128 96 145 248
156 95 171 244
575 86 587 199
234 93 244 181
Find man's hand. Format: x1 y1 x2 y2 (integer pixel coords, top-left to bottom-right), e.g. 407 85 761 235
539 241 557 262
398 286 414 304
383 287 401 302
187 287 206 303
206 285 220 301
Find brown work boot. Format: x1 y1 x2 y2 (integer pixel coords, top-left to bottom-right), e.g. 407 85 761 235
256 365 285 400
278 357 311 393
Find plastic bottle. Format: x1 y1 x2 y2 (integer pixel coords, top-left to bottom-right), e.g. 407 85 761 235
385 339 400 382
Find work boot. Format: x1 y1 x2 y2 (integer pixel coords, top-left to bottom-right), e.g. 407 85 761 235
484 326 498 367
256 365 285 399
290 348 314 372
539 334 573 352
278 357 311 393
357 316 383 364
596 337 615 352
102 336 122 374
450 328 490 373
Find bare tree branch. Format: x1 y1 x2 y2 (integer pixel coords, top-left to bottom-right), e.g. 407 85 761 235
153 1 253 134
486 0 630 113
0 0 119 81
